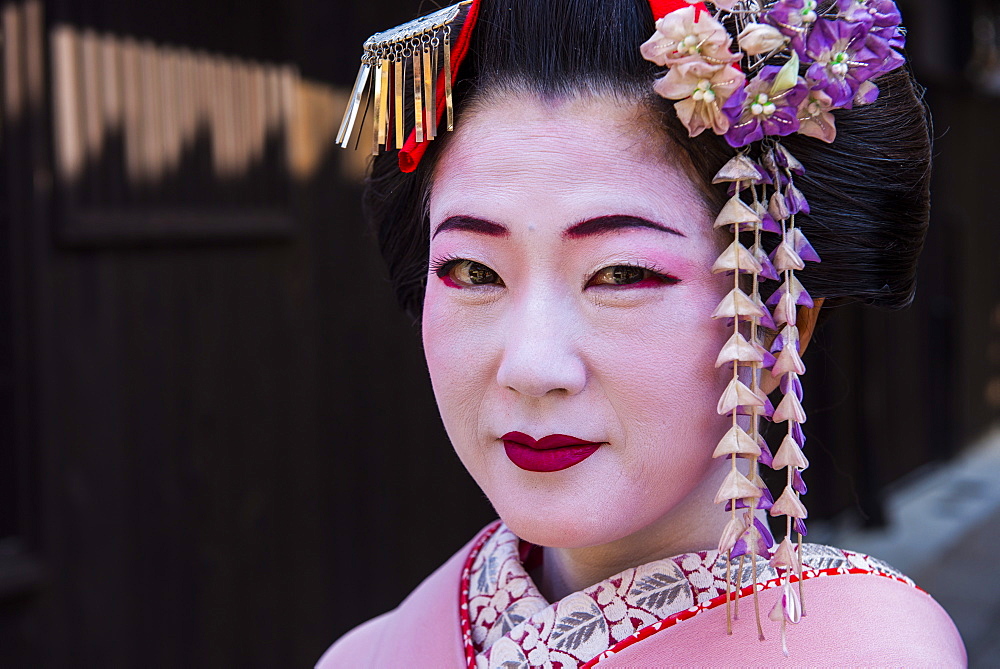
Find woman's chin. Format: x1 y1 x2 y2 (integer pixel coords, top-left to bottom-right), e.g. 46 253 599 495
495 498 650 550
501 516 604 549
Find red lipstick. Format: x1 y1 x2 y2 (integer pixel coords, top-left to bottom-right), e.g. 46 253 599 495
501 431 602 472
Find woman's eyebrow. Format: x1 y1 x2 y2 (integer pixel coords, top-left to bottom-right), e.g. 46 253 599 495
432 215 510 239
564 215 686 239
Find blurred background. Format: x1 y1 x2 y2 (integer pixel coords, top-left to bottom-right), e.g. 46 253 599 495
0 0 997 666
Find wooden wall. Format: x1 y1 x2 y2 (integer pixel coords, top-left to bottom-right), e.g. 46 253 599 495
0 0 997 666
0 0 495 665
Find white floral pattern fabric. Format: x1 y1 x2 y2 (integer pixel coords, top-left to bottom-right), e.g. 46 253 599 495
465 523 912 669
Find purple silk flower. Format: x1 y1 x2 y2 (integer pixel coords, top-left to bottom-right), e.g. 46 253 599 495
803 18 903 108
764 0 821 57
723 66 808 148
836 0 906 49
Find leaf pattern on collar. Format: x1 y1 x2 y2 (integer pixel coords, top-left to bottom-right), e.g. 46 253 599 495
465 523 912 669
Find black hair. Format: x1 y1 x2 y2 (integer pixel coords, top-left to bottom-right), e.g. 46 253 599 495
364 0 931 319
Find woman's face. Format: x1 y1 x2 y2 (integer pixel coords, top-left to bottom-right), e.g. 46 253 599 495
423 92 733 549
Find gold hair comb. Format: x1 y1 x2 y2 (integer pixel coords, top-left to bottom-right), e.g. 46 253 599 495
337 1 473 155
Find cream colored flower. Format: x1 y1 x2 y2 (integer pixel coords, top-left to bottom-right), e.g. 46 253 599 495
796 87 837 142
640 6 740 67
737 22 787 56
654 60 746 136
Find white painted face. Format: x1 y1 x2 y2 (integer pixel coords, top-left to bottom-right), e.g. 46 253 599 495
423 91 733 549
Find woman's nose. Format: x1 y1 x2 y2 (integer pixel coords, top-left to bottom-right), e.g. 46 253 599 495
495 295 587 397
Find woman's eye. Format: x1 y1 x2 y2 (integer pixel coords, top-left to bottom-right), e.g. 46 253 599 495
588 265 678 288
438 260 503 287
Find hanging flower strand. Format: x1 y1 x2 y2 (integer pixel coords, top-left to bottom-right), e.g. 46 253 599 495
763 141 818 655
709 152 775 639
641 0 906 652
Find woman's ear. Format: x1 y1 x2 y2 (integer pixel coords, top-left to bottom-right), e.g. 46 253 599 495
759 298 825 395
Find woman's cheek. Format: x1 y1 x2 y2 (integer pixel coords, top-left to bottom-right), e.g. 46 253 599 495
423 293 461 389
422 289 491 429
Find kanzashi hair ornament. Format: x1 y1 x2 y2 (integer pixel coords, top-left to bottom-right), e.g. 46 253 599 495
641 0 906 654
336 0 479 172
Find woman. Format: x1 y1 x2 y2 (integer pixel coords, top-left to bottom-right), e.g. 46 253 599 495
320 0 966 665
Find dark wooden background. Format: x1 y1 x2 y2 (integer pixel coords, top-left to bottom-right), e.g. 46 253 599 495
0 0 997 666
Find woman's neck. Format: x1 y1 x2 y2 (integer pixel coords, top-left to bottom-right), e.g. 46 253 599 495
531 459 747 601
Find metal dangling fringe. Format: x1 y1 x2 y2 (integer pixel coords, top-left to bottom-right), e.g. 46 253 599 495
337 61 372 149
336 1 471 156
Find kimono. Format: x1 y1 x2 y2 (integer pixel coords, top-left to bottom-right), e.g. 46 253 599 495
317 521 966 667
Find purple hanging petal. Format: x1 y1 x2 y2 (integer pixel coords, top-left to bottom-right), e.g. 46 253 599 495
796 286 814 308
792 468 808 495
776 145 807 175
781 372 804 401
762 395 775 419
758 304 777 330
767 244 793 273
786 185 811 215
753 529 771 556
794 517 809 537
772 146 789 169
730 517 774 559
730 537 749 559
760 485 776 509
759 346 777 369
728 168 774 196
788 330 802 353
727 181 752 196
770 332 786 354
755 517 776 549
854 80 880 106
779 372 793 395
791 421 806 447
726 489 773 512
760 212 782 235
756 164 774 184
766 283 785 307
725 488 770 512
751 487 774 512
793 229 822 263
758 250 780 281
758 437 774 468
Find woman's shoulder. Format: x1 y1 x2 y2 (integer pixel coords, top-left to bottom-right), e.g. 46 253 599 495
314 522 500 669
793 543 966 665
597 542 967 667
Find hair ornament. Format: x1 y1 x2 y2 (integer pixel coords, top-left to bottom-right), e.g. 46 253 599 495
643 0 906 145
337 1 478 172
643 0 907 653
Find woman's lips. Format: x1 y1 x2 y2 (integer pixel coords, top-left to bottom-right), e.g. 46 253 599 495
501 431 602 472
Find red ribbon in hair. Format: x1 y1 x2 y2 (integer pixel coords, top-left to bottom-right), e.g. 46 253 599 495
398 0 482 173
648 0 695 19
649 0 709 20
